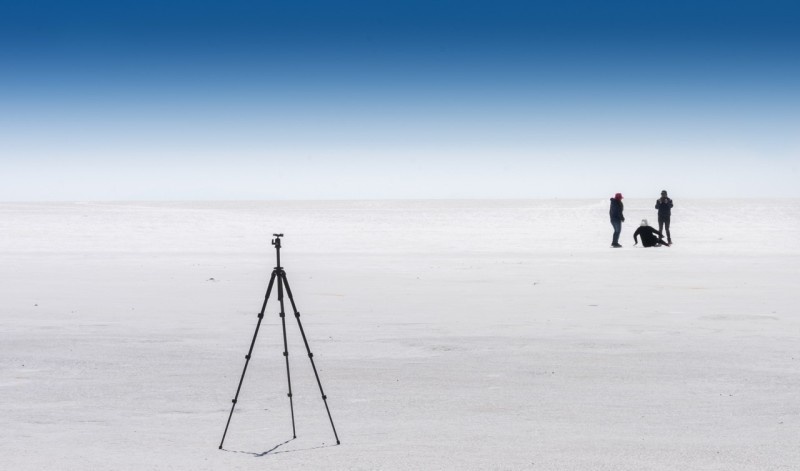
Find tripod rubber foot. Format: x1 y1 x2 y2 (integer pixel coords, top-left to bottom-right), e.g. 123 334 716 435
337 440 340 445
219 445 222 450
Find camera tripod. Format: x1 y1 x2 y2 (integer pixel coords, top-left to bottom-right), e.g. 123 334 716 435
219 234 340 449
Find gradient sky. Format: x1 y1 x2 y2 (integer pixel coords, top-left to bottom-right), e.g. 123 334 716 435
1 0 798 200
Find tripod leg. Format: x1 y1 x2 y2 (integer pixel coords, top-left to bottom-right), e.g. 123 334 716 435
281 272 341 445
277 270 297 439
219 270 277 449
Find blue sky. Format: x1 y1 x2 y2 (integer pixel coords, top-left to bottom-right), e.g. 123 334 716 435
1 0 798 200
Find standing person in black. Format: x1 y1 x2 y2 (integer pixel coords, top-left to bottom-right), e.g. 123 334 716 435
634 219 670 247
655 190 673 244
609 192 625 248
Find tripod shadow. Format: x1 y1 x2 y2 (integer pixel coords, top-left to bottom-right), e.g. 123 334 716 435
222 439 338 457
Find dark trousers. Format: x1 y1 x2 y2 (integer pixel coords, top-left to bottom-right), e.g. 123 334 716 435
658 215 671 243
610 219 622 245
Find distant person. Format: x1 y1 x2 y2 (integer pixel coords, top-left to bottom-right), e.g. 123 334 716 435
655 190 673 244
609 193 625 248
634 219 670 247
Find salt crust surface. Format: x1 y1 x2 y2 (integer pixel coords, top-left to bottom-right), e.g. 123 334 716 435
1 199 798 470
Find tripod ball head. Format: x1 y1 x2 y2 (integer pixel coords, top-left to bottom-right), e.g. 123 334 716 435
272 233 284 248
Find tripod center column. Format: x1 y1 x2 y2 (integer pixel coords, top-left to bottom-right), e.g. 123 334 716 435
272 234 284 269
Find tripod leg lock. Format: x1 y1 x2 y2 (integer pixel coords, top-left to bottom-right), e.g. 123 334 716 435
231 399 237 404
279 313 285 318
257 313 264 319
295 312 301 318
245 354 250 360
308 353 314 358
287 393 292 398
283 351 288 357
322 395 327 400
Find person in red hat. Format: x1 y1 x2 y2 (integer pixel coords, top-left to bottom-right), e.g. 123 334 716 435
609 193 625 247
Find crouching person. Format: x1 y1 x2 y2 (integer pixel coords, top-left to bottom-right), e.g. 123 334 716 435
633 219 670 247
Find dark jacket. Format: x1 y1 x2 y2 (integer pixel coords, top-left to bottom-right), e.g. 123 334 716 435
634 226 666 247
655 197 673 217
609 198 624 221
